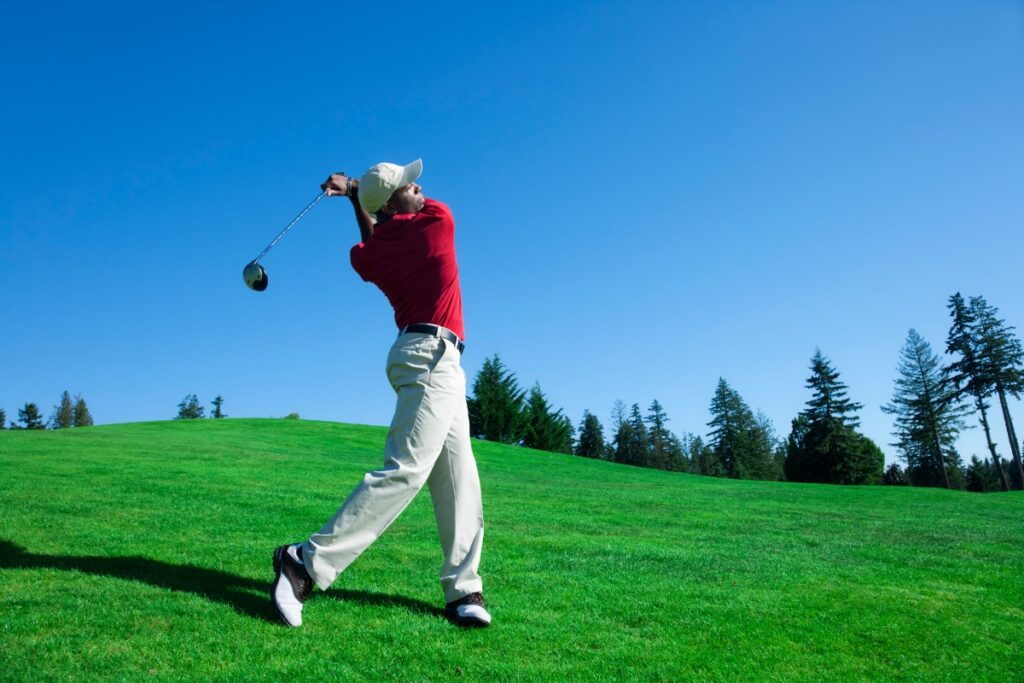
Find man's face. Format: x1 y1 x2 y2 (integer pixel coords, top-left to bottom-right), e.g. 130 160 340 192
383 182 425 215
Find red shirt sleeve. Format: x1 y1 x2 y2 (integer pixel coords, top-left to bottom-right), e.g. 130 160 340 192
350 242 374 282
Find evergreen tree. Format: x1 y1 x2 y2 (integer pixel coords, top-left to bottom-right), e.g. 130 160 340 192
964 455 999 493
945 293 1010 491
521 383 573 454
50 390 74 429
883 462 908 485
688 434 722 477
468 355 526 444
882 329 970 488
969 296 1024 489
645 399 675 470
72 395 94 427
614 403 650 466
175 394 204 420
211 395 227 419
708 379 748 478
707 380 779 480
785 350 881 484
17 403 46 430
0 408 6 430
753 412 785 481
575 410 606 459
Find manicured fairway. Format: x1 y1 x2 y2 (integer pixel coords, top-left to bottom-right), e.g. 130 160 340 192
1 419 1021 681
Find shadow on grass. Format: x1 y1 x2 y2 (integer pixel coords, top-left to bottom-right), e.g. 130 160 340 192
0 540 442 622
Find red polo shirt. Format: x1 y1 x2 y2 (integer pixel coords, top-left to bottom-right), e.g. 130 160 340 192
350 198 465 341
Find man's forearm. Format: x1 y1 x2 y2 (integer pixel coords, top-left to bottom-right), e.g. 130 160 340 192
350 195 376 242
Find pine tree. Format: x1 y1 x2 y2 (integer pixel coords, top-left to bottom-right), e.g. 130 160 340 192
708 379 748 478
707 380 779 480
688 434 722 477
883 462 908 485
211 395 227 419
969 296 1024 489
17 403 46 430
0 408 6 429
645 399 675 470
72 395 94 427
175 394 204 420
785 350 881 484
945 293 1010 491
468 355 526 444
964 455 999 492
521 383 573 454
614 403 650 466
882 329 969 488
50 390 74 429
575 410 606 459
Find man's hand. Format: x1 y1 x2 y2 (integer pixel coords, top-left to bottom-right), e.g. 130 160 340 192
321 173 357 198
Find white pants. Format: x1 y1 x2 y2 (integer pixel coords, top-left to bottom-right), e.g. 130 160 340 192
302 332 484 603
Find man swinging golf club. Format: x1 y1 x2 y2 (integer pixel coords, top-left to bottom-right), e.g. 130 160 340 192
271 159 490 628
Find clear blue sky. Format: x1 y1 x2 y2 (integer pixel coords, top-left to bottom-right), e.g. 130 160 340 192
3 2 1022 467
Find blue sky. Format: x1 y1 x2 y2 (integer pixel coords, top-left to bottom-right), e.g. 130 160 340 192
2 2 1022 467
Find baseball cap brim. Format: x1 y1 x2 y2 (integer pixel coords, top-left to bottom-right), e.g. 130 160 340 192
399 158 423 189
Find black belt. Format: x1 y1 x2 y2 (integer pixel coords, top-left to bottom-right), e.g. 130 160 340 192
400 324 465 354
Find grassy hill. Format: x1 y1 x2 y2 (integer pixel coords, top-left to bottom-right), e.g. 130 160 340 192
0 419 1021 681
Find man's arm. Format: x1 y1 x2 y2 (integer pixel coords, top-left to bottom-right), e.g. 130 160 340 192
321 173 376 242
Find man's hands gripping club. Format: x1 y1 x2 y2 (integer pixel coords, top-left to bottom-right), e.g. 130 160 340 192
322 172 377 242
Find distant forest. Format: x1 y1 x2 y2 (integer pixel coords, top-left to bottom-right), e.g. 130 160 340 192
467 293 1023 493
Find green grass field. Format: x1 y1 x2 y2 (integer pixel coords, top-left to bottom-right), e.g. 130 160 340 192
1 419 1021 681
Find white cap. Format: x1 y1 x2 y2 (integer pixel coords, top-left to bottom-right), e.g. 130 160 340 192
358 159 423 213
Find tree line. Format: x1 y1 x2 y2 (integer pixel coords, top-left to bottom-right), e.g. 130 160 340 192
466 292 1022 493
175 394 227 420
0 391 93 430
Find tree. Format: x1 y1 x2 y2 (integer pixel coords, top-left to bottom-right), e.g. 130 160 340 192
883 462 908 486
882 329 970 488
468 355 526 444
645 399 677 470
50 390 74 429
73 395 94 427
17 403 46 430
575 410 606 459
211 395 227 419
964 455 1000 493
785 350 881 484
0 408 6 430
687 434 722 477
707 379 779 480
521 383 573 454
175 394 204 420
613 403 649 467
969 296 1024 489
945 293 1010 491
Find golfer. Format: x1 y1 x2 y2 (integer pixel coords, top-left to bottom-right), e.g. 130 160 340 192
271 159 489 628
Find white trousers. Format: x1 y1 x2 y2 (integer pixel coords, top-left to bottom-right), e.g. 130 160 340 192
302 332 484 603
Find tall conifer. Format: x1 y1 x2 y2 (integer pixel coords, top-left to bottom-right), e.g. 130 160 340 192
51 390 74 429
575 410 606 459
882 329 969 488
969 296 1024 489
786 350 881 484
72 395 94 427
521 383 573 454
945 293 1009 490
468 355 527 444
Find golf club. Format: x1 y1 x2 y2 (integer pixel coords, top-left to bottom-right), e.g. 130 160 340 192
243 191 327 291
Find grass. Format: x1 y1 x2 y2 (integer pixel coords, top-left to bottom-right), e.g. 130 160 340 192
0 418 1021 681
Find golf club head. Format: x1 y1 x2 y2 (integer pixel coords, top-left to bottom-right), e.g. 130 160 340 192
243 261 268 291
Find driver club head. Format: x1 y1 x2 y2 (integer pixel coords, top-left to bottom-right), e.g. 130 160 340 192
243 261 268 291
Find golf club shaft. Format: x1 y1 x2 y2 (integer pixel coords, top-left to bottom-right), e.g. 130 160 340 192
251 191 327 263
